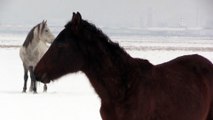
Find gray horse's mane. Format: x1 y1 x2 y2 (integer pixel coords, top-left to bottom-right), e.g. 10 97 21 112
23 21 46 48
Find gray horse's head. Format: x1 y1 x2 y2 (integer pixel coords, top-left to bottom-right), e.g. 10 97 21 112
35 20 55 43
23 20 55 48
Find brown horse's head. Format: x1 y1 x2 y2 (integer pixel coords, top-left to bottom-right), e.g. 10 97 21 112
34 12 120 83
34 12 87 83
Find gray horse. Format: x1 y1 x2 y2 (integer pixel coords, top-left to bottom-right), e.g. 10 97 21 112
19 20 55 93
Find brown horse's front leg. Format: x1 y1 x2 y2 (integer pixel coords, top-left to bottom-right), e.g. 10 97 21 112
100 103 119 120
100 103 116 120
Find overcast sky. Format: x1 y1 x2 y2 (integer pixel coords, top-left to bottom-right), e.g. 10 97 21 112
0 0 212 28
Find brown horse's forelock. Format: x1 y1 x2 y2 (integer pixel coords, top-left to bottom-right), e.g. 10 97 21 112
65 19 128 59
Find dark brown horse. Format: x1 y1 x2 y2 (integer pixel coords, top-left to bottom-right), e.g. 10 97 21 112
34 12 213 120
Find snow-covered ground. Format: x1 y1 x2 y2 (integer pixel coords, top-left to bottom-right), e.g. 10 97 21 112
0 47 102 120
0 32 212 120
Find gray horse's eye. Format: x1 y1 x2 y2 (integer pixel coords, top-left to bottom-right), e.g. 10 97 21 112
45 29 49 32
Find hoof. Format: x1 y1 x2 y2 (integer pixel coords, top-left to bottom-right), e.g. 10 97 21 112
22 90 27 93
22 88 27 93
29 89 37 94
43 85 47 92
29 88 33 92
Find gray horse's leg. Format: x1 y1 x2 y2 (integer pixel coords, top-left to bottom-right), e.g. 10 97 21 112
43 84 47 92
29 66 37 93
22 66 28 93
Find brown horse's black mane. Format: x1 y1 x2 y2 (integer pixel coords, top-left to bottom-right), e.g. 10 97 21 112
63 16 137 83
64 18 130 58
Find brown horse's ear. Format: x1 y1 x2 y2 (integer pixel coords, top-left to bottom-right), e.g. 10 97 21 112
72 12 76 20
76 12 82 19
72 12 82 21
71 12 82 32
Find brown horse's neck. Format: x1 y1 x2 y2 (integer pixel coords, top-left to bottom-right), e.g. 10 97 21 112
82 50 153 103
83 55 130 102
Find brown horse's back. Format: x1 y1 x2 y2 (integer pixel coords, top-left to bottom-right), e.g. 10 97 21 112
133 54 213 120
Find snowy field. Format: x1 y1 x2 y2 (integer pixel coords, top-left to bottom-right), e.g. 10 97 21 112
0 30 213 120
